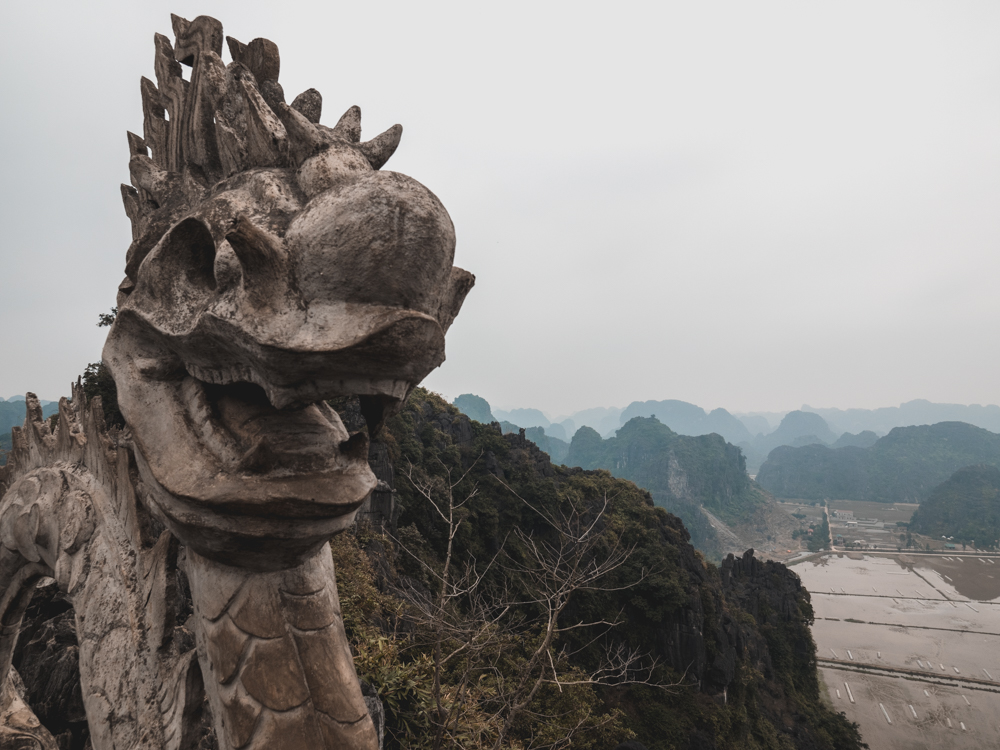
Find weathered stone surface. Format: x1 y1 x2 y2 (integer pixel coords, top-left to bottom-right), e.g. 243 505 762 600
290 88 322 124
0 667 59 750
0 10 470 750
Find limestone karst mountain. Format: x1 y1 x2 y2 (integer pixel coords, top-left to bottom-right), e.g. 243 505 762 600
452 393 495 424
368 390 866 748
491 406 550 429
566 416 767 559
755 410 839 451
909 464 1000 545
757 421 1000 502
12 385 866 748
619 399 754 445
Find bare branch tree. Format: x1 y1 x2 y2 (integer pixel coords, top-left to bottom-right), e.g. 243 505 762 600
389 462 681 750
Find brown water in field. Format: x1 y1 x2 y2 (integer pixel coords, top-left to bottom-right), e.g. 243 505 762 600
894 555 1000 602
793 552 1000 749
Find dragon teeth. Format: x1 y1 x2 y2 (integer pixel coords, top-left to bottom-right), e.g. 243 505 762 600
187 364 257 387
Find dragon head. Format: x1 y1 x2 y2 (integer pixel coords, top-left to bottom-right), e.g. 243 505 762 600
104 15 473 569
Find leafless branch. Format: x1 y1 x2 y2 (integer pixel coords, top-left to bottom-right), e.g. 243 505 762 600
392 463 681 750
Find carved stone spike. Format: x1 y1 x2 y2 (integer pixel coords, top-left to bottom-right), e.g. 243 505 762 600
215 63 253 177
172 14 224 66
167 15 227 183
152 33 186 173
142 531 178 650
127 131 148 157
291 88 322 124
358 124 402 170
260 78 285 113
227 36 280 84
236 73 289 167
121 184 145 239
140 77 168 170
332 105 362 142
437 267 477 333
128 153 184 206
273 101 327 167
247 38 280 83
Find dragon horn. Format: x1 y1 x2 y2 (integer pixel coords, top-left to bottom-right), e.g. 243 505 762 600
331 105 362 143
358 124 402 170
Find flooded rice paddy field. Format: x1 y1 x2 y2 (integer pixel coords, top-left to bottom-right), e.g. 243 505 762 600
794 552 1000 749
816 668 1000 750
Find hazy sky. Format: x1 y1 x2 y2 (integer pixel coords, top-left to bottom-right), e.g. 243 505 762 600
2 1 999 417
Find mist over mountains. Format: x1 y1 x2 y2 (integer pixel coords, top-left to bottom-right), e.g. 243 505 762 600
801 400 1000 436
456 394 1000 475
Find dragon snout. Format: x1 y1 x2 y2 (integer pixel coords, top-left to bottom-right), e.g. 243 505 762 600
286 170 457 316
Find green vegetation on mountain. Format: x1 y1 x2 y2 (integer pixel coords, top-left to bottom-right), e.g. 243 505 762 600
452 395 572 464
910 465 1000 547
523 425 569 464
757 422 1000 503
757 445 868 501
81 361 125 428
452 393 496 424
566 416 767 558
338 389 865 749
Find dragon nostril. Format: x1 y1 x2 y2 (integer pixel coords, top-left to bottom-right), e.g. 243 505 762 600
161 217 218 292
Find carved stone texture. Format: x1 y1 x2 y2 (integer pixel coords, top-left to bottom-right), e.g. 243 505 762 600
0 667 59 749
1 11 471 749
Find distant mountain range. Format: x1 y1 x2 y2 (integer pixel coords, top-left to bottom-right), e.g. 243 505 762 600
452 395 766 557
757 422 1000 503
454 394 1000 483
619 400 752 445
802 400 1000 436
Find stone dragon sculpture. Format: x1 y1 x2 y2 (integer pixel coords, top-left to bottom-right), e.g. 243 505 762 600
0 14 472 749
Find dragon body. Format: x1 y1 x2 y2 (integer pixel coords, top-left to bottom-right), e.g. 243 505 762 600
0 13 471 749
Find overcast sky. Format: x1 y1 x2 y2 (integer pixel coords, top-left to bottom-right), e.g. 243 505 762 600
2 1 999 417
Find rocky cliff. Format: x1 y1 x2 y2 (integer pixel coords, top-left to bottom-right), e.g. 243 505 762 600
361 391 864 749
11 390 864 750
565 416 766 559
